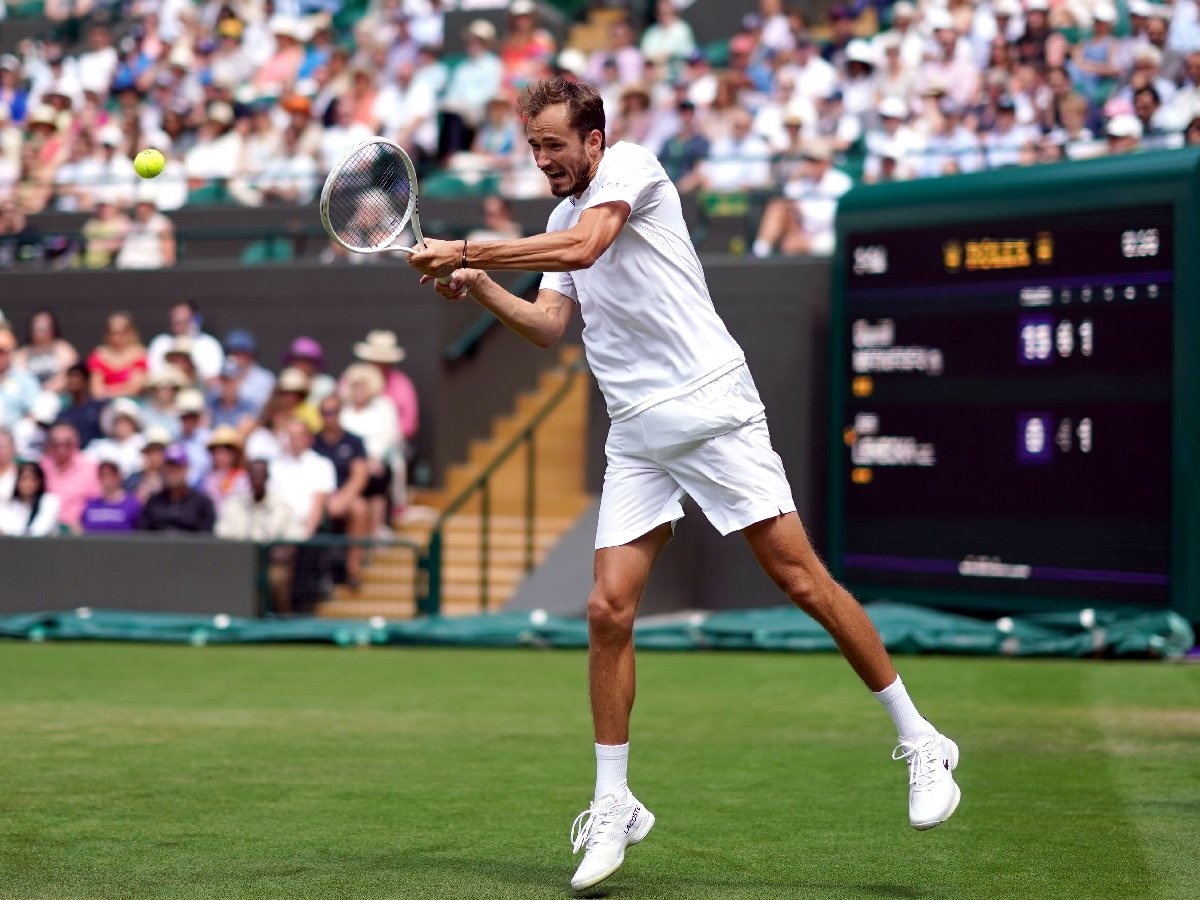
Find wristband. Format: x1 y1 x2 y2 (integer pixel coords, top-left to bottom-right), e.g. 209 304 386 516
461 239 468 271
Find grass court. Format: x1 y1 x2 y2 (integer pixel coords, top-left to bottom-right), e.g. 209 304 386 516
0 643 1196 899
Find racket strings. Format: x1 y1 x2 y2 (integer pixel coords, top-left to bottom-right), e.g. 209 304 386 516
325 143 415 251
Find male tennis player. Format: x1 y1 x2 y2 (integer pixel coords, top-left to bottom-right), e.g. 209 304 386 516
408 77 960 892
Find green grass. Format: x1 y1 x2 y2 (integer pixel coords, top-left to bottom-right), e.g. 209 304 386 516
0 644 1196 900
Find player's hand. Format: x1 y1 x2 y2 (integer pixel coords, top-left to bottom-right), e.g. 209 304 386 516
421 268 484 300
408 238 461 278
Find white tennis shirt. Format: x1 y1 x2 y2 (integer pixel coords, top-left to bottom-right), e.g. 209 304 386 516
540 141 745 422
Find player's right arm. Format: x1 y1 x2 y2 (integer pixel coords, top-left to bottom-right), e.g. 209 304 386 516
422 270 574 349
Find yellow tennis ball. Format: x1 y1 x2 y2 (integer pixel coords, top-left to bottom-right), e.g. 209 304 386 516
134 148 165 179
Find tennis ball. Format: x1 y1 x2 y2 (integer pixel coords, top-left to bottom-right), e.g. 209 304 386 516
134 148 165 179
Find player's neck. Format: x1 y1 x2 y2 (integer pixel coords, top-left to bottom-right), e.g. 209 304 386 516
573 150 605 200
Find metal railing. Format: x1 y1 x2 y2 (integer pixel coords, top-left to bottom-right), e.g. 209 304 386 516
417 352 587 616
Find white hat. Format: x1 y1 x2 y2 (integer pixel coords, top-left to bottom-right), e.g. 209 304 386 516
1128 0 1153 15
892 1 916 17
510 0 537 15
101 397 143 435
1106 114 1143 138
142 426 172 448
175 388 207 415
277 366 310 393
557 47 588 76
1092 2 1116 21
993 0 1021 16
1133 44 1162 65
27 104 59 129
925 8 955 31
465 18 497 42
30 392 62 426
845 39 877 67
878 96 909 119
353 329 406 364
168 44 195 68
1025 0 1050 11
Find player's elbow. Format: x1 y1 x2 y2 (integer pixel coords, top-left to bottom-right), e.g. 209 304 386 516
566 242 600 270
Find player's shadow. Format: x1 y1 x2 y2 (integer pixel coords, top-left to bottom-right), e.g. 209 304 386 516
574 879 930 899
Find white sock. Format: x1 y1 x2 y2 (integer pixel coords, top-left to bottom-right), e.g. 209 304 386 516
752 239 771 258
874 676 936 741
594 742 629 802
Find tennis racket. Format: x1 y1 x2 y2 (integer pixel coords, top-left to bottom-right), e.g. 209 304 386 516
319 137 451 283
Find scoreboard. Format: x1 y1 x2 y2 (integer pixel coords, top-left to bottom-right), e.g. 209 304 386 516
829 151 1200 622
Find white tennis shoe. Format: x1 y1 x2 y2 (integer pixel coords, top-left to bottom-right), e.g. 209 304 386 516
569 791 655 891
893 732 961 830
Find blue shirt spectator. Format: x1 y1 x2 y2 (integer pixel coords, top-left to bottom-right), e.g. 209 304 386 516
0 329 39 430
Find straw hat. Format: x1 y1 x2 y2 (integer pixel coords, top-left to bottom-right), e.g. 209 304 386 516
101 397 143 435
207 424 243 449
353 329 406 364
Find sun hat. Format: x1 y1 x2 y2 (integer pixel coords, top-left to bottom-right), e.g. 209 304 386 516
353 329 407 364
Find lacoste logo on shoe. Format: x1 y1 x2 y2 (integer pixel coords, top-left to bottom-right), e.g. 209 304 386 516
624 807 640 834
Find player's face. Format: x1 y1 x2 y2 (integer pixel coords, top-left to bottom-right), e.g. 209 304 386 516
527 104 602 199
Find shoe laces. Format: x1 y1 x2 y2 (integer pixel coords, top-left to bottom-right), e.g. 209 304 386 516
570 795 623 854
892 736 943 791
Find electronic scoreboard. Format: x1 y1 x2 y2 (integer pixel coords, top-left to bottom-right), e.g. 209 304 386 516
829 150 1200 622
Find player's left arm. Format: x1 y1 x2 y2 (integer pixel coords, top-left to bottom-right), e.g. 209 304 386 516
408 201 630 278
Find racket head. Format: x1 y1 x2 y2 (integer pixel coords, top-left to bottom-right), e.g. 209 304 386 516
319 138 420 253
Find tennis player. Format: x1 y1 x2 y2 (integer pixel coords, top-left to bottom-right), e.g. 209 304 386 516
408 77 960 892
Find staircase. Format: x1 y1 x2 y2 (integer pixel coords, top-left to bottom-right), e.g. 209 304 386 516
316 346 592 619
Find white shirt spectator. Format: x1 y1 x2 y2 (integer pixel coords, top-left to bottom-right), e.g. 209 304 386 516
0 492 61 536
641 17 696 63
185 130 243 183
319 120 375 171
269 447 335 536
702 131 773 192
115 209 174 270
785 164 854 256
86 433 146 479
340 396 400 464
77 44 118 96
374 78 438 155
780 50 838 104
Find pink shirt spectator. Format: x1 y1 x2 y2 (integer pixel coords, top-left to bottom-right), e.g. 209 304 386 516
44 452 100 530
384 369 419 445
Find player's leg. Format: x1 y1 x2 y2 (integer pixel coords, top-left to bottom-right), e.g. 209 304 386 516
570 418 680 892
570 524 669 892
656 367 960 830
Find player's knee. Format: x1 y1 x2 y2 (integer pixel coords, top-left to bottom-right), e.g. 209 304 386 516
778 569 833 617
587 587 636 637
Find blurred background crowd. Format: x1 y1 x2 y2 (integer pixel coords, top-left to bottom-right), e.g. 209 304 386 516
0 300 417 605
0 0 1197 265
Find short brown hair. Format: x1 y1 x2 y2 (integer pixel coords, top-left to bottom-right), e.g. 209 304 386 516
518 76 606 148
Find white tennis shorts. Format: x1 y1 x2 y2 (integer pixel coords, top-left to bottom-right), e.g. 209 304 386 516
595 364 797 549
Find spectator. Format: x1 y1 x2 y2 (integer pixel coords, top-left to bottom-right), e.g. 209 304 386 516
115 190 176 269
0 54 28 126
501 0 556 92
223 329 274 415
241 125 319 206
340 361 402 536
0 460 61 536
780 33 838 105
80 194 131 268
0 426 16 499
270 417 336 539
1189 115 1200 146
41 422 99 532
175 388 212 485
374 60 438 162
215 458 306 615
699 108 772 193
283 336 336 407
588 17 644 87
1105 113 1143 154
126 426 171 504
57 362 104 448
439 19 504 158
244 393 292 463
920 99 984 177
140 365 185 439
13 391 62 461
641 1 697 65
80 457 141 533
864 96 923 182
86 397 146 480
983 95 1036 167
137 443 215 533
752 142 853 258
1069 4 1126 107
918 9 982 109
88 311 147 400
208 359 259 433
1133 85 1184 149
0 199 44 268
318 99 374 172
351 329 419 449
201 424 250 514
312 393 370 590
0 326 39 429
147 300 225 383
14 310 78 393
467 194 524 242
658 100 709 190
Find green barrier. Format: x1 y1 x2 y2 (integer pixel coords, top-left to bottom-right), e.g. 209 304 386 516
0 604 1191 659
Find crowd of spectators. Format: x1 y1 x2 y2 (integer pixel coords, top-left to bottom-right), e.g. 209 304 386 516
1 0 1199 264
0 300 420 609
